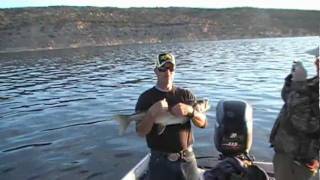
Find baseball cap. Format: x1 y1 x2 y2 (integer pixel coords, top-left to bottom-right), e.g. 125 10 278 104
155 53 176 68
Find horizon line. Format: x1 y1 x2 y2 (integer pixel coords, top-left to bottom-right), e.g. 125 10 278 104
1 5 319 11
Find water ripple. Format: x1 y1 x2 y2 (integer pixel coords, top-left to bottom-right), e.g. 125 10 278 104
2 142 52 153
0 37 319 178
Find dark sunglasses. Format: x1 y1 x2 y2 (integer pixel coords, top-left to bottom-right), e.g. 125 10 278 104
158 66 174 72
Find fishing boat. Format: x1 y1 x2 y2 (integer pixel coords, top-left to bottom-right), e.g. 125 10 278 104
122 100 275 179
121 99 318 180
121 153 275 180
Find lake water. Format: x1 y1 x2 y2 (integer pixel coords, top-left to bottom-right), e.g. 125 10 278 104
0 36 319 179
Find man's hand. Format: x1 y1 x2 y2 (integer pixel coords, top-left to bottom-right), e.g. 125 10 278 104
136 99 168 137
292 61 307 82
171 103 193 118
148 99 168 119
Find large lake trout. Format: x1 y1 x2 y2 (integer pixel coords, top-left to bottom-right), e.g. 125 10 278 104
115 99 210 135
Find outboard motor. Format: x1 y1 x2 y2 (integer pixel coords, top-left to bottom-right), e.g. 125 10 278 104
214 100 253 156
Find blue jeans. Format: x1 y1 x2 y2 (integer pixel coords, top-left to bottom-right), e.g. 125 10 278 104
148 151 199 180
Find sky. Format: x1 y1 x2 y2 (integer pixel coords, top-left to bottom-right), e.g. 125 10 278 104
0 0 319 10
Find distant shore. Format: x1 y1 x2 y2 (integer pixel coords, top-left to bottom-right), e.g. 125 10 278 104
0 6 319 53
1 36 318 55
0 36 310 54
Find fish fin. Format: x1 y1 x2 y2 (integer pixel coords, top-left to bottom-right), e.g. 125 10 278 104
157 124 166 135
114 115 131 135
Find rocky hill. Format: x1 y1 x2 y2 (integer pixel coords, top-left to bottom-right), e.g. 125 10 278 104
0 6 319 53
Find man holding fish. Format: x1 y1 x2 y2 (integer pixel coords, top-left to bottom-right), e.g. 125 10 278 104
135 52 208 180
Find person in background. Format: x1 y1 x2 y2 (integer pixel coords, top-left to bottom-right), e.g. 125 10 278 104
135 52 208 180
269 55 319 180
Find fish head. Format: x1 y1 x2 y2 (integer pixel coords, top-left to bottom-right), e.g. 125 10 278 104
194 99 210 112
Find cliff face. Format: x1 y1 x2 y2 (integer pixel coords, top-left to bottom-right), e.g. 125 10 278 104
0 6 319 52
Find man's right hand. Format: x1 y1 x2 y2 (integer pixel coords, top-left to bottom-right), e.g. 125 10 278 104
291 61 307 82
136 99 168 137
148 99 168 119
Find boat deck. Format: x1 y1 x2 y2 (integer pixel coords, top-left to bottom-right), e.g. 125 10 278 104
123 153 277 180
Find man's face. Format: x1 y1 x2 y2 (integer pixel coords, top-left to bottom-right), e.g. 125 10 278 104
155 62 175 83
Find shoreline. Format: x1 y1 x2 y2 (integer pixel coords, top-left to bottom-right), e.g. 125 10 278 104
0 36 316 55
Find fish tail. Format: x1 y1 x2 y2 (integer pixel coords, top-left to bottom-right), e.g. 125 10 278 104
114 115 131 135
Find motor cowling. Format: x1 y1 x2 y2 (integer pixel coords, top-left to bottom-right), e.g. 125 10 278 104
214 100 253 156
